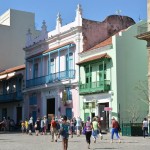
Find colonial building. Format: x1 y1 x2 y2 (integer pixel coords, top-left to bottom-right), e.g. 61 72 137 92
0 9 39 71
136 0 150 121
78 20 148 130
0 65 25 124
23 6 83 121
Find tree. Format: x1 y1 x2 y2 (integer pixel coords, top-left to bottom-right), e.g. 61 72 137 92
126 103 140 123
134 80 149 106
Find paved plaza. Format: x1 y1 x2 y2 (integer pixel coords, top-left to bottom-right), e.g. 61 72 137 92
0 132 150 150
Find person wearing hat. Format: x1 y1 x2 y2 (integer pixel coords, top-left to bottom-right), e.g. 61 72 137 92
111 117 121 143
84 116 92 149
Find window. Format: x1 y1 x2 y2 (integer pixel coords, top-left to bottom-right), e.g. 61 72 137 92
50 58 54 73
99 63 106 80
85 66 92 84
34 63 38 78
66 52 73 70
65 87 72 100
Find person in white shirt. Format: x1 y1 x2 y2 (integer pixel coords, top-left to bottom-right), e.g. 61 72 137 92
142 118 148 138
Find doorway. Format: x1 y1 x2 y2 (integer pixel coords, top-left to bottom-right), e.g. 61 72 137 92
47 98 55 117
16 107 22 125
99 103 109 130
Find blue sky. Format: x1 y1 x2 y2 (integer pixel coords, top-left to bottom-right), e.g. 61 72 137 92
0 0 147 31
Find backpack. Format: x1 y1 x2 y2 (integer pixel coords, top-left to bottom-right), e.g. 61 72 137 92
56 122 60 130
51 120 56 128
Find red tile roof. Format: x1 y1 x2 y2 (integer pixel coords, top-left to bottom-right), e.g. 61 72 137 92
0 64 25 75
77 53 111 65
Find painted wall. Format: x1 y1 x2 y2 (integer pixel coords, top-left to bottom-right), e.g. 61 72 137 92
116 20 148 122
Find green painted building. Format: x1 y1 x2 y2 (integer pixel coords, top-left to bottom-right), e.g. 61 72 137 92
77 21 148 130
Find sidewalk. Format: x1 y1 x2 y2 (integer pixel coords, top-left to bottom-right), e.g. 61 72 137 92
0 132 149 150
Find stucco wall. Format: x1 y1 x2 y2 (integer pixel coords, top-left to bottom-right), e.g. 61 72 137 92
116 21 148 122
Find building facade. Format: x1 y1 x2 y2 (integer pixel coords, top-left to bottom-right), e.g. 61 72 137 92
78 21 148 130
0 9 39 71
23 6 83 122
0 65 25 124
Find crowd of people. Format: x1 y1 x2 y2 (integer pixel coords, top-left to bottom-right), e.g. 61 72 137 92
1 115 149 150
20 115 119 150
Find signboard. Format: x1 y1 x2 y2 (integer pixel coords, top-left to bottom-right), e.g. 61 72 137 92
104 107 112 111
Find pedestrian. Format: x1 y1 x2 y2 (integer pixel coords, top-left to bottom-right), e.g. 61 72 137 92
85 116 92 149
58 115 70 150
35 117 40 136
25 118 29 134
76 116 82 136
142 118 148 138
51 116 58 142
43 115 48 135
28 117 33 135
21 121 25 134
111 117 121 143
96 116 103 139
70 118 75 138
92 117 98 143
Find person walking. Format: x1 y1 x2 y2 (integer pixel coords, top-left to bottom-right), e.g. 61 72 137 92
142 118 148 138
70 118 75 138
92 117 98 143
85 116 92 149
25 118 29 134
51 116 58 142
111 117 121 143
43 116 48 135
28 117 33 135
35 117 41 136
58 115 70 150
76 116 82 136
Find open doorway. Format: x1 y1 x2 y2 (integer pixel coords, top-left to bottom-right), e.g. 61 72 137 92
16 107 22 125
47 98 55 117
99 103 109 131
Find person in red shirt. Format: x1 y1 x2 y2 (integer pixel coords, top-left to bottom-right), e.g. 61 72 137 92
111 117 121 143
51 116 58 142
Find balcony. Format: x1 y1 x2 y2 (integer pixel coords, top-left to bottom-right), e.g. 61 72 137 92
0 91 23 103
26 69 75 88
137 22 150 40
79 80 111 95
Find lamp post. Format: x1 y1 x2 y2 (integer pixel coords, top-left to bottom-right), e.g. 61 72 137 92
108 90 113 130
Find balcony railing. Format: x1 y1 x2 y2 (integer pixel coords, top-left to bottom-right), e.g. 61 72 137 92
79 80 111 95
137 22 150 35
26 69 75 88
0 91 23 103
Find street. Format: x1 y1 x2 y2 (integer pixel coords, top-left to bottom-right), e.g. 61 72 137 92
0 132 149 150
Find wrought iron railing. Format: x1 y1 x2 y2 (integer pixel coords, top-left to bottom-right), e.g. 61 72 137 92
79 80 111 94
26 69 75 88
0 91 23 102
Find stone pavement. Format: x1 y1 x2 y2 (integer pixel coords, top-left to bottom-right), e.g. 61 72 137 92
0 132 150 150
